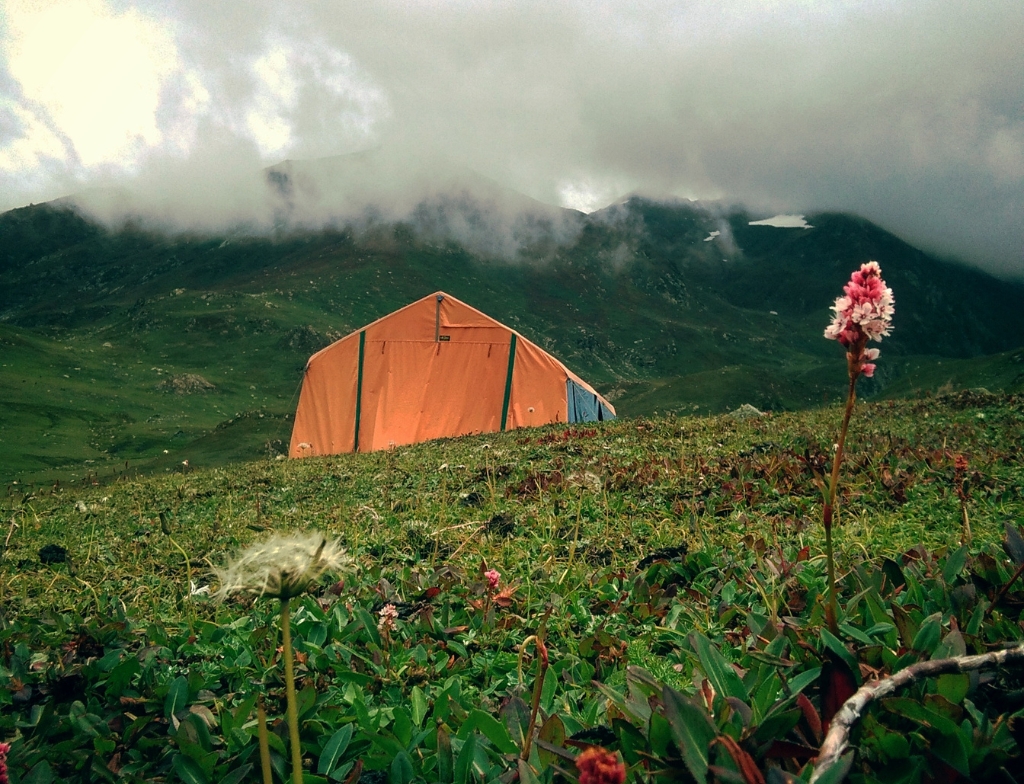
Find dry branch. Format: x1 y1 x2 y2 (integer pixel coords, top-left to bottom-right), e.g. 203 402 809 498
810 644 1024 783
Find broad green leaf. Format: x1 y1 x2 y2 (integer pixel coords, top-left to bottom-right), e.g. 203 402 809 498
812 751 854 784
457 710 517 755
437 727 454 783
540 668 557 714
517 759 542 784
164 675 189 719
932 630 966 660
881 559 906 592
178 712 213 753
911 613 943 656
390 750 415 784
613 718 647 766
838 622 875 646
865 622 896 638
355 608 382 647
537 714 565 768
317 725 353 775
330 762 354 783
499 695 530 747
787 667 822 696
876 730 910 759
752 708 802 746
263 728 288 756
1004 521 1024 565
104 656 140 697
820 630 862 686
219 764 253 784
392 708 412 748
230 693 258 732
171 752 209 784
936 673 970 705
942 546 968 584
21 761 55 784
454 733 476 784
410 686 428 728
692 632 748 701
648 712 672 757
881 697 960 736
930 727 970 775
662 686 716 783
890 602 918 649
296 684 317 719
368 733 408 759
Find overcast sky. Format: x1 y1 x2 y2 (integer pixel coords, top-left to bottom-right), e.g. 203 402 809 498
1 0 1022 276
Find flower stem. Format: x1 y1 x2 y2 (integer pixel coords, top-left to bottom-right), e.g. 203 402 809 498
519 631 549 761
959 502 972 546
280 597 303 784
824 372 858 635
257 700 273 784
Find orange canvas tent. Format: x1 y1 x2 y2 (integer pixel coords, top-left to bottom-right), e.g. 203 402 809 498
290 292 615 456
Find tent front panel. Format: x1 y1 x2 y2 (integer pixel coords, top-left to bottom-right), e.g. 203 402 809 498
357 338 511 451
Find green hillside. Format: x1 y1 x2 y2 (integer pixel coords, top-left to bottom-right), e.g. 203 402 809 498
2 394 1023 782
2 196 1023 485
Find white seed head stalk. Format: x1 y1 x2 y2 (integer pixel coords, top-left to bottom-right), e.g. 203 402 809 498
213 532 351 601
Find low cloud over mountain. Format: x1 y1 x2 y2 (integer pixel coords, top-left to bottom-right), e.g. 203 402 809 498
2 0 1022 277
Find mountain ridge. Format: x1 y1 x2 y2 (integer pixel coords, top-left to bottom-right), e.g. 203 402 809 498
1 193 1022 484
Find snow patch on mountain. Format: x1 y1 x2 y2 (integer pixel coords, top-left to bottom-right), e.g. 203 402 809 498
748 214 812 229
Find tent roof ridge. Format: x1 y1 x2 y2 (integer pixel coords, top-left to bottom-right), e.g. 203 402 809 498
302 291 613 413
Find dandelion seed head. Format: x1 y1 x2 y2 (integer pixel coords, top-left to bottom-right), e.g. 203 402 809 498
213 531 351 601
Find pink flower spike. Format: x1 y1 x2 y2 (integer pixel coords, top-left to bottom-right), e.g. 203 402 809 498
825 261 894 379
377 603 399 633
484 569 501 590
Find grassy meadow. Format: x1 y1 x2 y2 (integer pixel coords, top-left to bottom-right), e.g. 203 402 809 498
2 392 1024 782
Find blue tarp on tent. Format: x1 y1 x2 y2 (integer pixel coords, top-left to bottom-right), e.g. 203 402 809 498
567 379 615 423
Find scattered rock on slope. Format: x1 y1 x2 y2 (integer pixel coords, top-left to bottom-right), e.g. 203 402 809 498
157 374 216 394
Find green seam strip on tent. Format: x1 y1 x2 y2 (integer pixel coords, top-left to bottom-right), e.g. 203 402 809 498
500 333 517 432
354 330 366 452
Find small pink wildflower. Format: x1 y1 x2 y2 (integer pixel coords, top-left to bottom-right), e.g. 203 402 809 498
824 261 894 378
0 741 10 784
484 569 501 591
377 603 399 633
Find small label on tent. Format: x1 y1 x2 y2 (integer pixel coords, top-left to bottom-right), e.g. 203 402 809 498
438 335 451 341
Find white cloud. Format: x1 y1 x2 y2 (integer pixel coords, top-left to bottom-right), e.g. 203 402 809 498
4 0 178 168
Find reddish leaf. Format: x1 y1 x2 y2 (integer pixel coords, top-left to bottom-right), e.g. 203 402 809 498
797 692 822 744
342 759 363 784
717 735 766 784
796 546 810 562
821 658 857 733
